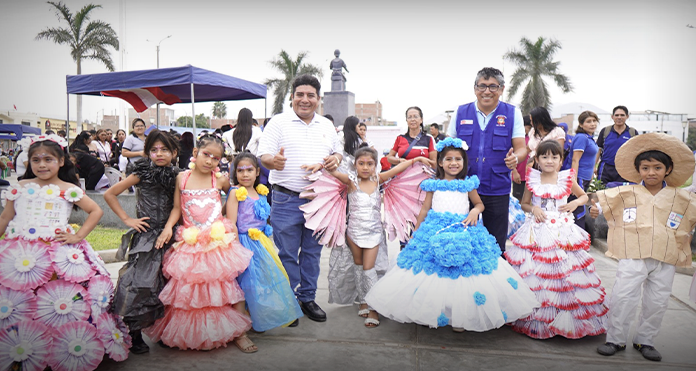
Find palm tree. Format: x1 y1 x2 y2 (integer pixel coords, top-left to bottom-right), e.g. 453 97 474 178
212 101 227 119
264 50 323 115
36 1 119 129
504 37 573 114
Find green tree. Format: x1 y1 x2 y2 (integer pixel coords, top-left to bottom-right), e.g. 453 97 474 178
36 1 119 130
504 37 573 114
177 114 210 129
264 50 323 115
212 101 227 119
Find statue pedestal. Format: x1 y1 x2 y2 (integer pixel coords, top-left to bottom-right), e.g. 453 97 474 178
323 91 355 128
331 79 345 92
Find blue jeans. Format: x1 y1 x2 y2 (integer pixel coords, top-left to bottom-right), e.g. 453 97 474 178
270 190 323 302
479 194 509 253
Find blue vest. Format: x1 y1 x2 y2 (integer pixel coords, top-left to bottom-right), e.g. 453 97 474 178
455 102 515 196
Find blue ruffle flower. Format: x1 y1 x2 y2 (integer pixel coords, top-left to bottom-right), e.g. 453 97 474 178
421 177 480 193
263 224 273 237
502 311 508 322
437 313 449 327
435 137 468 152
474 292 486 306
507 277 518 290
253 196 271 221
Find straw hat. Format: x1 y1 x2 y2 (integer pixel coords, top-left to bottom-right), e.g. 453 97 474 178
615 133 695 187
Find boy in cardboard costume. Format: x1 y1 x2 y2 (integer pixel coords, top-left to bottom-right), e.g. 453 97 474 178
589 133 696 362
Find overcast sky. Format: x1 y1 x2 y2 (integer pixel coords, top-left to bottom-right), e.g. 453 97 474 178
1 0 695 128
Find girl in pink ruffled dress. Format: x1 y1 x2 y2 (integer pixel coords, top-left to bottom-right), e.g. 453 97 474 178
144 134 254 351
0 135 130 371
508 140 607 339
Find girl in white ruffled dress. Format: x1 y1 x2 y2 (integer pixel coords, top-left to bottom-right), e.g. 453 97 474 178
508 140 607 339
0 135 129 371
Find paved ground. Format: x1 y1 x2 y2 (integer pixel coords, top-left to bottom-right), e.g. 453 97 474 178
95 240 696 371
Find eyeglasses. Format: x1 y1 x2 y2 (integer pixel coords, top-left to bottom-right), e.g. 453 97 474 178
134 125 146 128
475 84 501 92
406 115 421 120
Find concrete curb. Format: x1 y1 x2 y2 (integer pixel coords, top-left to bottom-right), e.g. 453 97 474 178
591 236 696 276
97 249 122 264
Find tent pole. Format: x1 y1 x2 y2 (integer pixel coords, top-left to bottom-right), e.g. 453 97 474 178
264 98 267 124
156 103 160 128
66 93 70 153
191 83 196 143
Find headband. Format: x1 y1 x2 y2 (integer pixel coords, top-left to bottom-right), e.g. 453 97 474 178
435 137 469 152
18 134 68 149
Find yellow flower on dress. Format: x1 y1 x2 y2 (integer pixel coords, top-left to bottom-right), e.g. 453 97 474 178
235 187 248 201
256 184 269 196
210 221 226 241
183 227 200 245
248 228 262 240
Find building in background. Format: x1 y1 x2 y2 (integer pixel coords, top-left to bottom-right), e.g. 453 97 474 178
128 107 175 127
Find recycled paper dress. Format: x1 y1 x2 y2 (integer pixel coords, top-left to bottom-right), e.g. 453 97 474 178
365 177 539 331
507 168 607 339
232 185 303 332
144 171 253 350
0 183 129 371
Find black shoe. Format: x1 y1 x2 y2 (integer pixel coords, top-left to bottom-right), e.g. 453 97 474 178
633 343 662 361
157 340 172 349
299 300 327 322
597 342 626 356
129 330 150 354
288 319 299 327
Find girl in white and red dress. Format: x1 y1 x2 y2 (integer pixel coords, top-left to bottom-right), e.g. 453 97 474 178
508 140 607 339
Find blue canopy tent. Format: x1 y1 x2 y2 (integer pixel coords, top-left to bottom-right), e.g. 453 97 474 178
65 65 267 142
0 124 42 140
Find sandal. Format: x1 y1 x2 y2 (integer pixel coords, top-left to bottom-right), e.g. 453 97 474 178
358 303 369 317
452 327 465 333
233 335 258 353
364 317 380 328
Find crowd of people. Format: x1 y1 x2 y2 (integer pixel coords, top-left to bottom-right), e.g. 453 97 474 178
0 69 694 371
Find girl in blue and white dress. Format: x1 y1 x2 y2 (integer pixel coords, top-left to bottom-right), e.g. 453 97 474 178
366 138 539 331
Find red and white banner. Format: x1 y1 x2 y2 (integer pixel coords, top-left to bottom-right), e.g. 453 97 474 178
101 87 181 113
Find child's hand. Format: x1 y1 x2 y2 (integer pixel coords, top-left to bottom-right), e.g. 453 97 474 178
301 163 324 174
589 201 600 218
124 216 150 233
558 200 578 213
412 157 429 166
155 227 172 249
55 231 83 245
532 206 547 223
462 210 480 226
230 225 239 240
512 170 521 184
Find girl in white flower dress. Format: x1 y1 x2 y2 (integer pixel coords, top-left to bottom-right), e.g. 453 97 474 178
508 140 607 339
0 135 129 371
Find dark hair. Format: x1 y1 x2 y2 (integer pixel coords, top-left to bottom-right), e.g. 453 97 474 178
430 123 440 129
23 140 79 186
354 144 378 163
523 115 532 127
196 133 225 153
535 140 564 159
180 132 194 152
358 122 367 129
69 131 92 153
233 108 253 153
131 118 146 137
634 150 673 175
612 105 629 116
342 116 361 156
220 124 232 133
232 152 260 188
292 74 321 96
45 129 55 135
436 147 468 180
576 111 599 135
529 107 558 139
143 129 180 160
474 67 505 86
324 114 334 122
57 130 66 137
404 106 425 135
116 129 126 136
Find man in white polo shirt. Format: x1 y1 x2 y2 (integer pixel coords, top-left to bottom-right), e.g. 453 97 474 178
258 74 342 325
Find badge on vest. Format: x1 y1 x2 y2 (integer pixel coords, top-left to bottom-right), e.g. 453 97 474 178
667 211 683 229
623 207 637 223
460 119 473 125
496 115 507 126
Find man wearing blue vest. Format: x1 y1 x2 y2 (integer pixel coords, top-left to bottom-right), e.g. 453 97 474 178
596 105 638 187
447 67 526 252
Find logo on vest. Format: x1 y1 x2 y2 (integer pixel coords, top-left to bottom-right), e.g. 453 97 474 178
623 207 637 223
496 115 507 126
667 211 683 229
460 119 473 125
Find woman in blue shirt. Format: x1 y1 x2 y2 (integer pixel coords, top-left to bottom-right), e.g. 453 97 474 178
569 110 600 229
